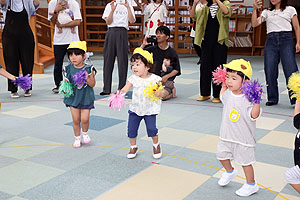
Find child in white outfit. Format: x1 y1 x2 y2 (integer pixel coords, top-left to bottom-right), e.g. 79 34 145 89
121 48 164 159
216 59 261 197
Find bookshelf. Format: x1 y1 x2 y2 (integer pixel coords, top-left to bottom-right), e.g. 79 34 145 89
80 0 266 55
228 4 266 56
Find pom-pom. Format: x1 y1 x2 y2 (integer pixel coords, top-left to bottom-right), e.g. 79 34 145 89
108 90 125 110
288 72 300 100
72 69 86 89
143 82 164 103
59 80 74 98
212 66 227 85
241 80 264 104
12 74 32 91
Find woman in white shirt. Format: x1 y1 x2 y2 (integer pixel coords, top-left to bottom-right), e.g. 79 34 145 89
252 0 300 106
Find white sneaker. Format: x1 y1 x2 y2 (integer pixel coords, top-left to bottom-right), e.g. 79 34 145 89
10 92 20 98
218 169 238 186
236 182 259 197
82 133 91 144
73 137 81 148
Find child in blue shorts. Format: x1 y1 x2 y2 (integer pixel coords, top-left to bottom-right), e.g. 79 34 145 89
121 48 164 159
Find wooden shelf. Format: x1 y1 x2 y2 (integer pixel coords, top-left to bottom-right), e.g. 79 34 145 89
81 0 266 55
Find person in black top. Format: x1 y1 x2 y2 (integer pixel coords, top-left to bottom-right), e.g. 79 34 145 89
141 26 181 100
285 100 300 194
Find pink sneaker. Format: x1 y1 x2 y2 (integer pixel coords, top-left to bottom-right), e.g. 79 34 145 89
82 133 91 144
73 137 81 148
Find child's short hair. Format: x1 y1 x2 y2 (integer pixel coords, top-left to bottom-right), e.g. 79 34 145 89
67 48 85 58
226 68 250 80
130 53 154 72
164 52 177 67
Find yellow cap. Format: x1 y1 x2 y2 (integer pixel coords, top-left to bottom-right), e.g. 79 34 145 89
67 41 87 52
133 48 153 64
223 59 252 80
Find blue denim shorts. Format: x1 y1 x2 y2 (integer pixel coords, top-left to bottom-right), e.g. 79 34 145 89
127 110 158 138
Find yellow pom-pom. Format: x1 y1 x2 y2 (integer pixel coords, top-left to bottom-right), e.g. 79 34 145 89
288 72 300 100
143 82 164 103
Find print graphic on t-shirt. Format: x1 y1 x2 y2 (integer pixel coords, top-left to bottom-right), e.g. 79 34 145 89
229 109 240 122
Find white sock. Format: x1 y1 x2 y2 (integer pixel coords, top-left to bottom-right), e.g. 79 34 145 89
82 132 88 135
131 145 137 149
153 142 159 148
75 136 81 140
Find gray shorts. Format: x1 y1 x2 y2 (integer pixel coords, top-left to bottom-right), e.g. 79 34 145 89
286 165 300 184
216 140 256 166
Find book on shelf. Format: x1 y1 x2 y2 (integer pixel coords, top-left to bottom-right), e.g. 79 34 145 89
233 35 252 47
229 19 236 32
246 7 253 14
244 23 253 32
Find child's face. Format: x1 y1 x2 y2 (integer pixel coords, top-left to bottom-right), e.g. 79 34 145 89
131 58 149 77
69 53 85 67
225 71 243 93
163 58 171 66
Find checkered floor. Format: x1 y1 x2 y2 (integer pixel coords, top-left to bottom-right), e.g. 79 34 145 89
0 54 299 200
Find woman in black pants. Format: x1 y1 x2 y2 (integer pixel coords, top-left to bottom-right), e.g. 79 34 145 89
0 0 40 98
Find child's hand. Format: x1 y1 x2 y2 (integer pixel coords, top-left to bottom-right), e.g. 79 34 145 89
162 63 167 72
154 90 162 97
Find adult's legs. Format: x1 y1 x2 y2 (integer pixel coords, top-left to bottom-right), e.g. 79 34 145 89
2 30 20 93
280 32 299 104
264 34 280 104
53 44 69 88
103 29 117 93
199 40 213 97
19 27 35 91
212 43 228 98
116 29 129 90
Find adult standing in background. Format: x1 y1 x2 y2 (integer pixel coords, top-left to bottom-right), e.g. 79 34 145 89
188 1 203 65
0 0 40 98
191 0 232 103
48 0 82 93
252 0 300 106
100 0 135 95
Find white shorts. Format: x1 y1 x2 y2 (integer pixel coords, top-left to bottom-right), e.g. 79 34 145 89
216 140 256 166
286 165 300 184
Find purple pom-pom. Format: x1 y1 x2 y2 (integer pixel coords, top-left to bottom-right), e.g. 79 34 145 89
241 80 264 104
72 69 86 89
12 74 32 91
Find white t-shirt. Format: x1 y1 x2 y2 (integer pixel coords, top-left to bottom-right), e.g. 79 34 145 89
219 90 262 147
128 74 162 116
102 2 136 30
190 2 203 38
260 6 297 34
48 0 82 45
144 3 168 36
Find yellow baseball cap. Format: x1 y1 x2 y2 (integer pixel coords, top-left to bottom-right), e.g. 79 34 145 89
223 59 252 80
133 48 153 64
67 41 87 52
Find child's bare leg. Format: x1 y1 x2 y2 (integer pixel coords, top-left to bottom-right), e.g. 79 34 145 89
58 27 63 33
172 87 177 98
71 27 76 33
290 184 300 194
129 137 137 146
220 159 234 172
242 165 255 183
70 107 81 136
80 109 90 132
151 135 158 144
